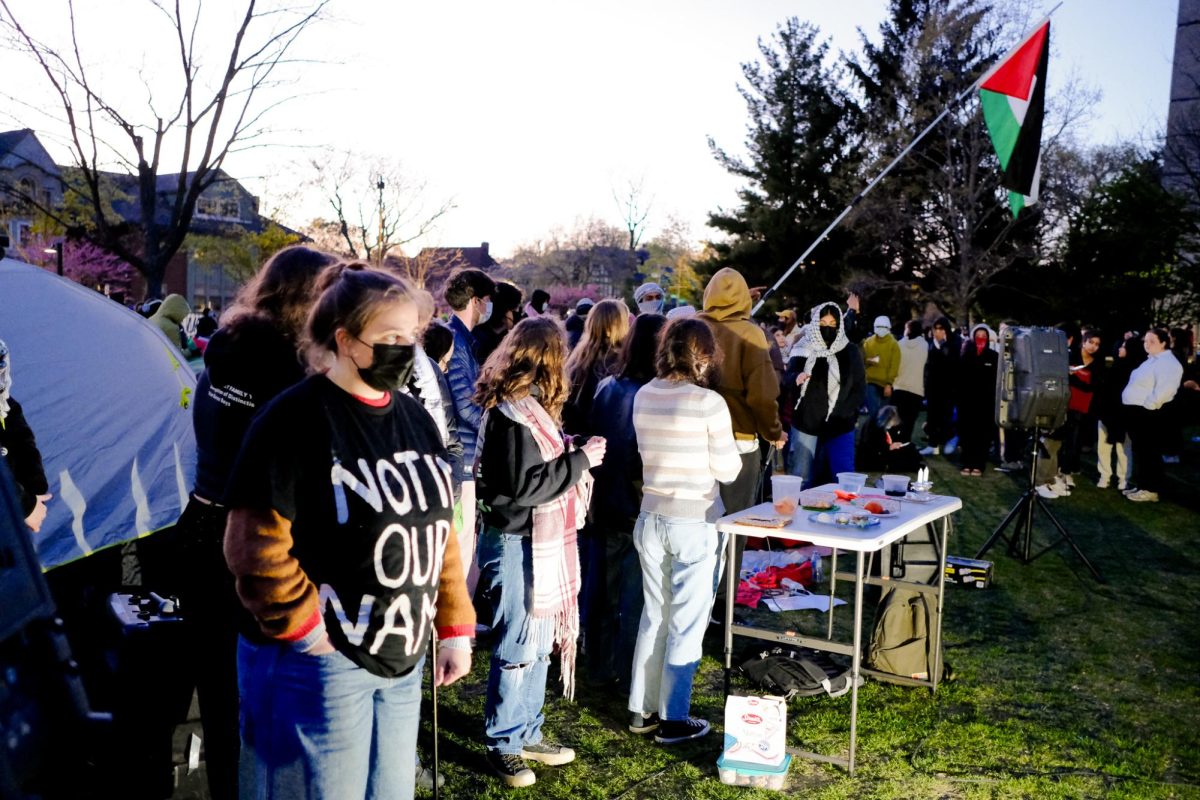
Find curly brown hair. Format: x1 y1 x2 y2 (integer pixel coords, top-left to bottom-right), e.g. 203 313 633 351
656 317 720 386
474 316 570 423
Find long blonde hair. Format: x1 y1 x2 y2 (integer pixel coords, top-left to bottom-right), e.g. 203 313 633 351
475 317 570 423
566 298 630 389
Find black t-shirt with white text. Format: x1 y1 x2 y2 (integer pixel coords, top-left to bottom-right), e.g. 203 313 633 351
225 375 454 678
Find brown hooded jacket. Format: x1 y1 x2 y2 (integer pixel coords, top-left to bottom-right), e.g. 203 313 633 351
699 268 783 443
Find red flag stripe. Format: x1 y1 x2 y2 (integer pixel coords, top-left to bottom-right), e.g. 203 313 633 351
980 22 1049 101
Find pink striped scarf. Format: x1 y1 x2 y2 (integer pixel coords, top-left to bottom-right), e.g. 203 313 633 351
489 395 592 699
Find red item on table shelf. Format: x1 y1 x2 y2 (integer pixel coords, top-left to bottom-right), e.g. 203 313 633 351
736 581 763 608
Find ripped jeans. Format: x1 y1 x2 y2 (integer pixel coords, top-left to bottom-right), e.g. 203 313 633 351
483 528 556 755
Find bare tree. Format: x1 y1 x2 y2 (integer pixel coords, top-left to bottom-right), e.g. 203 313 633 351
507 216 632 292
385 248 467 291
305 149 456 264
0 0 329 297
612 176 652 251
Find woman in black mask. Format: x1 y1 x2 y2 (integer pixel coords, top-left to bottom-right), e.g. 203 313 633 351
223 262 475 799
784 303 866 488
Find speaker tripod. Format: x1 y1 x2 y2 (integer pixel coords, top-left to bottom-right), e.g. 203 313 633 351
974 426 1105 583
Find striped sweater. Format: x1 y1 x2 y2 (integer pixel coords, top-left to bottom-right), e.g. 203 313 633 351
633 378 743 521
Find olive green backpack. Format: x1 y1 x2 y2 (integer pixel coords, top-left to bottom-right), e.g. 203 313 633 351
865 586 944 683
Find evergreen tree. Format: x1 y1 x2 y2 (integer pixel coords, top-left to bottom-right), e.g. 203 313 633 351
1058 151 1200 331
847 0 1041 324
702 18 863 311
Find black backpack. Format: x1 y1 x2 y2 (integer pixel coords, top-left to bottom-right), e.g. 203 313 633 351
740 645 856 699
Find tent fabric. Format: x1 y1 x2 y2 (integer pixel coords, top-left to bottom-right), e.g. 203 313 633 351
0 257 196 568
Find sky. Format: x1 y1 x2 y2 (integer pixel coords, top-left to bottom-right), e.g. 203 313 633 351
0 0 1182 258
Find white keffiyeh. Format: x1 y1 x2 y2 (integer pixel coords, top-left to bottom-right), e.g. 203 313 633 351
788 302 850 421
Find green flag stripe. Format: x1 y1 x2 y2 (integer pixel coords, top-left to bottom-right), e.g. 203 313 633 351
981 89 1020 168
1008 190 1025 218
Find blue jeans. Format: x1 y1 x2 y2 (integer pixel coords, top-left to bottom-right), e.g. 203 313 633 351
475 525 504 628
789 428 855 487
788 428 820 487
237 637 423 800
865 383 886 422
627 512 717 722
484 529 556 754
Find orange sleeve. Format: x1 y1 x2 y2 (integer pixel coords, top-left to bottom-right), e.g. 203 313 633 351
223 507 322 642
434 523 476 640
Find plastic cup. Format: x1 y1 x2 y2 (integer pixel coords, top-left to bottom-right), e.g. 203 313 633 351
836 472 868 493
771 474 804 505
882 474 910 497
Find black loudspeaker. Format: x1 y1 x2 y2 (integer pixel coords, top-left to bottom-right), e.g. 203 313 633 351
995 326 1069 430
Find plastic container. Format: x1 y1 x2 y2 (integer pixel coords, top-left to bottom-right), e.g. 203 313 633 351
716 753 791 790
798 489 837 510
881 474 910 497
770 474 804 505
836 472 868 493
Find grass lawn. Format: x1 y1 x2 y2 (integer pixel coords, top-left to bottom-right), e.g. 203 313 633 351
426 430 1200 800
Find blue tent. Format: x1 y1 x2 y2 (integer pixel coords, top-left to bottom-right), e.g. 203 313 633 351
0 257 196 569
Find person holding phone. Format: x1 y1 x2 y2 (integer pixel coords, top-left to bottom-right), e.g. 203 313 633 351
474 317 605 788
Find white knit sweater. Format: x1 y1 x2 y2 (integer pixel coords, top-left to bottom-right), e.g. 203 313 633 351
633 378 742 522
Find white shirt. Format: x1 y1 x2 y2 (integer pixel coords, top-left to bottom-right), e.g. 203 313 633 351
894 336 929 396
1121 351 1184 411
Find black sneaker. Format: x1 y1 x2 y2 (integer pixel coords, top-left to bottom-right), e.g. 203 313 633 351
520 742 575 766
654 716 710 744
629 712 660 734
487 750 535 788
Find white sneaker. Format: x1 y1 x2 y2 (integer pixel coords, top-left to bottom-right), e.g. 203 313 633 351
1096 477 1110 489
1052 477 1072 496
943 437 958 455
1121 486 1138 496
1036 484 1061 499
1060 473 1075 488
919 446 940 456
1127 489 1159 503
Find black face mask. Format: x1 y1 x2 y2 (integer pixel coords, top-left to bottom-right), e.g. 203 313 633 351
356 341 416 391
820 326 838 346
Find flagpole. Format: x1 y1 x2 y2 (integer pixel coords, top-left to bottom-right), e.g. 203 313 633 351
751 3 1063 316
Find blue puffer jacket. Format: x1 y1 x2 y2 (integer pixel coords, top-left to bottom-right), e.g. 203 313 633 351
588 375 646 530
446 315 482 480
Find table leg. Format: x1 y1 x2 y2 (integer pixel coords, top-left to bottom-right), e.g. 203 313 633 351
826 547 838 640
931 516 950 692
848 550 865 775
723 530 736 698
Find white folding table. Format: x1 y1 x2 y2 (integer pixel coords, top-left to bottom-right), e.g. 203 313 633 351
716 485 962 774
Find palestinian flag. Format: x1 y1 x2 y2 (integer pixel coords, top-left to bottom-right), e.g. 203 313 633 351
979 21 1049 217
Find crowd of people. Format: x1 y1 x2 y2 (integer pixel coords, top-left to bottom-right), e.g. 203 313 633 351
4 243 1198 799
